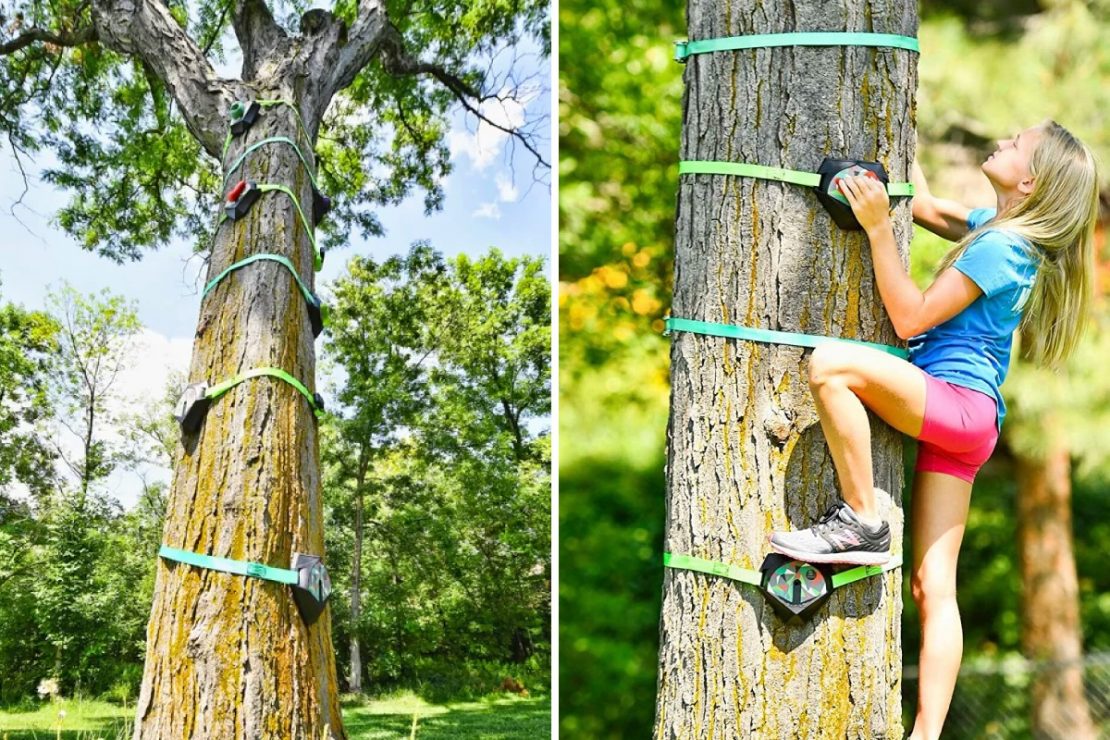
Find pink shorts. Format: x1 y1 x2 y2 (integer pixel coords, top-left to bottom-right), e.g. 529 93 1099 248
913 371 999 483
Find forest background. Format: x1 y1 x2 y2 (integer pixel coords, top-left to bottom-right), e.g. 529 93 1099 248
559 0 1110 736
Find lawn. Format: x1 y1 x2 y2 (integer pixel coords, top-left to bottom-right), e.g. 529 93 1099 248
0 693 550 739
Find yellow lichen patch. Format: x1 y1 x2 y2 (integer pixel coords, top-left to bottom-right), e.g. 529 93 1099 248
693 583 712 736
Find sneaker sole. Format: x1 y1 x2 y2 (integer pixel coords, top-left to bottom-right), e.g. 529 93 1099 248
768 539 891 566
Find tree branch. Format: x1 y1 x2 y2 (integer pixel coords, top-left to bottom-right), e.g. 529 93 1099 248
378 25 549 169
0 26 97 56
322 0 389 100
91 0 236 158
232 0 289 81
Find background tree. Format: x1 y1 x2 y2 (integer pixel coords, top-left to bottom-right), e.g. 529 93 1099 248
324 245 551 698
1 0 546 736
0 284 58 702
324 246 439 693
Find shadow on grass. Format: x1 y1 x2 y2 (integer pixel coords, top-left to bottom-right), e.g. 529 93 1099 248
341 695 550 740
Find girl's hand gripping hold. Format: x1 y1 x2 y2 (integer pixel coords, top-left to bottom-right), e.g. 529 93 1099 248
839 175 891 235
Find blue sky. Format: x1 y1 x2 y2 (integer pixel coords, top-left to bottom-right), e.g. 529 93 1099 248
0 29 551 508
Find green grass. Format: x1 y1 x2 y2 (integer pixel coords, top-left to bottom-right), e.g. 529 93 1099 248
342 691 550 739
0 693 550 740
0 699 132 739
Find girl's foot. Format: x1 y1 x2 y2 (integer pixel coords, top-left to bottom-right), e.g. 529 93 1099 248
769 502 891 565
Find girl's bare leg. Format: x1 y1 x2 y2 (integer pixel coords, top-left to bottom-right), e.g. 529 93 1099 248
907 470 974 740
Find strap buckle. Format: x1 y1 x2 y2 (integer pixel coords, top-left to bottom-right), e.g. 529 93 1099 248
673 40 689 63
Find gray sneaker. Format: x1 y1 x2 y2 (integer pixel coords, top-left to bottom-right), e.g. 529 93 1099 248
769 502 891 565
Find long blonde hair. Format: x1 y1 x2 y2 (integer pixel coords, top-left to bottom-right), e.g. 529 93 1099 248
934 121 1100 370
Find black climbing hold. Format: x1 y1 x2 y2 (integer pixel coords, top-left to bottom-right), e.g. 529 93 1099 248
312 188 331 226
307 292 324 338
759 553 835 621
229 100 261 136
225 180 262 221
291 553 332 625
814 158 890 231
312 392 325 413
175 382 211 435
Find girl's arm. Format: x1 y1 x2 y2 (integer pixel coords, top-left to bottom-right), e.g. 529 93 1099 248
840 176 984 339
911 161 973 242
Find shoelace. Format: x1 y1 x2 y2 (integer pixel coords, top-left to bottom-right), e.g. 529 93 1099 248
812 504 847 536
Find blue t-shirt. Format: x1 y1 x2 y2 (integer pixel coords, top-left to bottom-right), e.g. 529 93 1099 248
907 208 1042 432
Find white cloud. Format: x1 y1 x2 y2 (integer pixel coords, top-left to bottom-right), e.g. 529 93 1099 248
495 172 519 203
447 84 539 171
116 329 193 411
472 202 502 220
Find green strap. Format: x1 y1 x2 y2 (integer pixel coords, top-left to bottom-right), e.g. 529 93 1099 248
830 557 902 588
664 551 901 589
674 31 920 62
679 160 915 197
664 316 909 359
202 253 315 306
160 545 299 586
663 552 762 586
220 183 323 271
205 366 322 416
224 136 320 191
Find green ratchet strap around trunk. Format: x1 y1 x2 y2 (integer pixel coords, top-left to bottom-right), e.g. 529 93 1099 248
224 136 321 191
664 552 901 589
674 31 920 63
222 99 313 157
678 160 915 198
159 545 298 586
221 183 323 271
203 253 312 303
664 317 909 359
202 253 327 337
663 552 761 586
206 366 323 416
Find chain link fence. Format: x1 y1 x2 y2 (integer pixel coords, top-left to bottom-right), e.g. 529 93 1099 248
902 652 1110 739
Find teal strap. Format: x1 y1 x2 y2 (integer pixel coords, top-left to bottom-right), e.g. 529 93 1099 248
202 253 315 306
679 160 915 197
664 316 909 359
831 557 902 588
206 366 322 416
664 551 902 589
220 183 322 271
224 136 320 191
159 545 299 586
674 31 920 62
663 552 762 586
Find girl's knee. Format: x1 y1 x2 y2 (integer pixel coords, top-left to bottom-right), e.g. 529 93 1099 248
911 570 958 609
808 343 851 387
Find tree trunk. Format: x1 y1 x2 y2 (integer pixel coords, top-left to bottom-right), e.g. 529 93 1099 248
655 3 917 737
1015 420 1096 740
133 91 345 738
349 457 367 694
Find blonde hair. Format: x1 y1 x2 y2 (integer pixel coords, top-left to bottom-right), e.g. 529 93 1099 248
934 121 1100 370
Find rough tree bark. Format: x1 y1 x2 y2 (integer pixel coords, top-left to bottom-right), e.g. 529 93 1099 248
655 2 918 737
1014 417 1096 740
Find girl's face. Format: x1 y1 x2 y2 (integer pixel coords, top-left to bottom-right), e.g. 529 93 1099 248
982 124 1043 196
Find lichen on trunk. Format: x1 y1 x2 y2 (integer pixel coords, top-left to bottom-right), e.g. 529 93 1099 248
654 2 918 737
